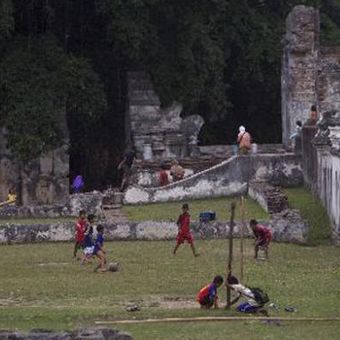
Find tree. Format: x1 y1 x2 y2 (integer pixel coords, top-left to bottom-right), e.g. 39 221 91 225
0 36 106 160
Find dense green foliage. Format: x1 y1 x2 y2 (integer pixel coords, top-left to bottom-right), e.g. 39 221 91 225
1 0 340 185
0 36 106 159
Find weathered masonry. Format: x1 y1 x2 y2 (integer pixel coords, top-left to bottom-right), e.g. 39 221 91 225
283 5 340 244
282 5 340 146
0 118 69 206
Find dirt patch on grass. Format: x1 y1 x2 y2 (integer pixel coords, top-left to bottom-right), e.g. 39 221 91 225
37 262 70 267
126 296 197 310
0 296 24 306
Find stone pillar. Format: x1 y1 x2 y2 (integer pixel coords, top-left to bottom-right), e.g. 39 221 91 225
282 6 320 148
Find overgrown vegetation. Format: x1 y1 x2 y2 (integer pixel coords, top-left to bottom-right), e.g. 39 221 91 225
284 187 332 244
0 240 339 339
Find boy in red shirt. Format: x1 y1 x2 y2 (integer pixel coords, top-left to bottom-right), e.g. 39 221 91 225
73 210 87 258
250 219 272 259
173 203 199 257
197 275 224 309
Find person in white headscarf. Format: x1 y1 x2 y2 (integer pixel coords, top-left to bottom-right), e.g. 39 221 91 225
237 125 252 155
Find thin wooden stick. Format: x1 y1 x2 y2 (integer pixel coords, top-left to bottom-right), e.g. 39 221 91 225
95 316 340 325
240 196 245 281
226 202 236 309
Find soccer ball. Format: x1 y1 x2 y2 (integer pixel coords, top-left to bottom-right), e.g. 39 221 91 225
108 262 119 272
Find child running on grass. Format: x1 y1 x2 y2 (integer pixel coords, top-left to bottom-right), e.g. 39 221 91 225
73 210 86 259
249 219 272 259
226 274 269 315
93 224 107 273
196 275 224 309
173 203 199 257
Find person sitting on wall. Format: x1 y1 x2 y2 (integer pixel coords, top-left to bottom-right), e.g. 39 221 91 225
159 162 169 186
170 160 185 182
237 126 252 155
0 189 17 207
305 105 318 126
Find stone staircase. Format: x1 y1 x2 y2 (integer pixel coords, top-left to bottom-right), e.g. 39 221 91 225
102 191 128 223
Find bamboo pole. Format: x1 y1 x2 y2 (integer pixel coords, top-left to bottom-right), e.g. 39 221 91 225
95 316 340 325
240 196 245 281
226 202 236 309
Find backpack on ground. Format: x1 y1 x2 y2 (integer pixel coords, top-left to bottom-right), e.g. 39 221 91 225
249 287 269 306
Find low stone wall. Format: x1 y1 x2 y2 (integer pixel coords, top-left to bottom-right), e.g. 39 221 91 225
0 210 309 244
248 181 288 213
199 144 285 158
0 192 105 218
124 154 303 204
316 149 340 244
0 328 133 339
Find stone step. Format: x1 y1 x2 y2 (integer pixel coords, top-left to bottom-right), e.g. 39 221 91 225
102 204 122 210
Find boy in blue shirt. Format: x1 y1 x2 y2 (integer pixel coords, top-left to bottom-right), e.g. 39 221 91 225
93 225 107 272
196 275 224 309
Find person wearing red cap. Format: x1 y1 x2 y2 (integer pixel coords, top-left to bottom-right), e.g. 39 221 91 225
173 203 199 257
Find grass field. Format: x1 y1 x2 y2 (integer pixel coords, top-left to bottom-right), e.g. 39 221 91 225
123 196 269 222
0 216 74 226
0 240 340 339
284 187 332 244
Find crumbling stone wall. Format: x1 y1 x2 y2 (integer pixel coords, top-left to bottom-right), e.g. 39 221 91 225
318 47 340 113
283 7 340 147
0 122 69 206
248 181 288 214
283 6 340 244
124 154 303 204
127 72 204 159
312 112 340 244
282 5 319 147
0 214 309 244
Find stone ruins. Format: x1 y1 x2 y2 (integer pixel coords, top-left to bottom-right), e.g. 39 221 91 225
1 5 340 244
126 72 204 160
282 5 340 145
0 126 69 206
283 5 340 243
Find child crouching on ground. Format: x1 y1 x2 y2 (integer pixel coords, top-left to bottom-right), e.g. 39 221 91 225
196 275 224 309
226 274 269 315
93 225 107 273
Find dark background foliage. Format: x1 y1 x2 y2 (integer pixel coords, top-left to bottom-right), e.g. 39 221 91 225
0 0 339 189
